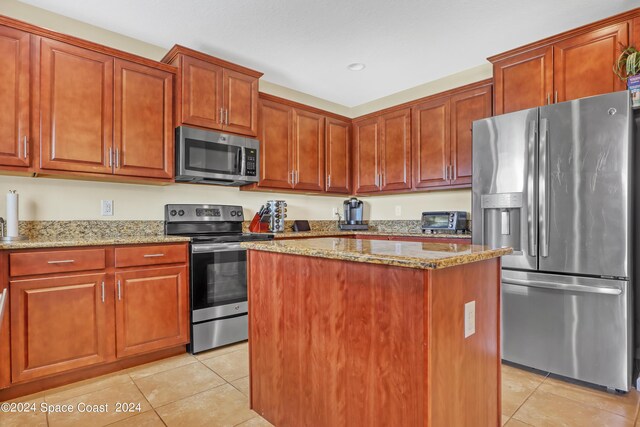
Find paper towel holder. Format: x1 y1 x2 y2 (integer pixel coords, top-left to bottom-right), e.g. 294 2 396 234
0 217 26 242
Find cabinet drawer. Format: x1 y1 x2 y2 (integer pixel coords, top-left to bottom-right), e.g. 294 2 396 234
9 249 107 277
115 244 187 268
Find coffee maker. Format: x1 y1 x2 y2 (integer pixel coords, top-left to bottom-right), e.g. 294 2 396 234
339 197 369 231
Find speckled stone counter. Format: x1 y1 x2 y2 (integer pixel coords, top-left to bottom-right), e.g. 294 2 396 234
0 235 190 250
269 230 472 239
242 237 511 270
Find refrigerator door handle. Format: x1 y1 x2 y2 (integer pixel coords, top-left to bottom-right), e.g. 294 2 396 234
527 120 537 257
503 278 622 296
539 118 549 258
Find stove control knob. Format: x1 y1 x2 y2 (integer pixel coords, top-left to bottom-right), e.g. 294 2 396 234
178 210 185 216
230 211 236 217
170 210 177 216
236 210 243 217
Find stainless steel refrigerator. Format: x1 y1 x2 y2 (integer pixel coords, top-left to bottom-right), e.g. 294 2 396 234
472 90 633 391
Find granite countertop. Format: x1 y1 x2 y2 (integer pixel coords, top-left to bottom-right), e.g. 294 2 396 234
269 230 472 239
0 235 191 250
242 237 511 270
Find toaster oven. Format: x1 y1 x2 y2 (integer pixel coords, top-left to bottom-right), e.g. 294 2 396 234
421 211 469 233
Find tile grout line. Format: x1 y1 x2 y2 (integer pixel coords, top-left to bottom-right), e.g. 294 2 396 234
508 371 549 423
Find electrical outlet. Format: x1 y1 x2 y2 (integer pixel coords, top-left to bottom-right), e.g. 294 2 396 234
101 200 114 216
333 207 339 216
464 301 476 338
395 205 402 216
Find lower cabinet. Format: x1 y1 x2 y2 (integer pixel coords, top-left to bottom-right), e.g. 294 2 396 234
10 273 113 383
5 243 189 386
115 266 189 358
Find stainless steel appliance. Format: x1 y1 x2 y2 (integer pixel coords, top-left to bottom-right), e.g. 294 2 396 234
165 204 273 353
421 211 468 234
339 197 368 231
472 91 633 391
175 126 259 185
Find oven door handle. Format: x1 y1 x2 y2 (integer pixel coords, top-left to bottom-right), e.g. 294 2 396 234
192 244 245 253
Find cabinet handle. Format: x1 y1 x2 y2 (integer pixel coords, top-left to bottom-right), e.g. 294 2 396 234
219 108 224 124
327 174 331 188
47 259 75 264
295 170 299 185
449 165 453 181
117 279 122 301
0 288 8 331
225 109 229 125
554 91 558 103
546 93 551 105
108 147 113 167
143 253 165 258
115 149 120 168
23 136 28 159
101 281 105 303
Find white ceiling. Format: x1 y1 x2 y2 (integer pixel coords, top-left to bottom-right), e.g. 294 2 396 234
19 0 638 107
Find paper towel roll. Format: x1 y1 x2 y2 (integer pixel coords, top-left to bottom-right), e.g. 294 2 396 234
6 190 19 237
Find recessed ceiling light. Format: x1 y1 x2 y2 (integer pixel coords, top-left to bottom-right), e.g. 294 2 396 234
347 63 366 71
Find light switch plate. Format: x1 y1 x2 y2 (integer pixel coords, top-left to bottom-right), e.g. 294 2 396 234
464 301 476 338
101 200 114 216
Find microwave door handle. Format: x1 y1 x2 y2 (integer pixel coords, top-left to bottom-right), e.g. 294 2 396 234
238 147 245 176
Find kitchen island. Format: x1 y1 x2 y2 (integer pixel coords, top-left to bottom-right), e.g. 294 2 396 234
242 238 512 427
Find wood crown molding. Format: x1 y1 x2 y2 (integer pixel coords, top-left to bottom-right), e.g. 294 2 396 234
352 78 493 123
258 92 351 122
162 44 263 78
0 14 176 73
487 7 640 63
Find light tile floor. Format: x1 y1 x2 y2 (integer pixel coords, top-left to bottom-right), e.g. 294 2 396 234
1 341 638 426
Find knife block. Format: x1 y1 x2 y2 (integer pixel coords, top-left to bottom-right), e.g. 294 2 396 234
249 213 270 233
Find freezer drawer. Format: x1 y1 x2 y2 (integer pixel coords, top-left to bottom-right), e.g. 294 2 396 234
501 270 630 391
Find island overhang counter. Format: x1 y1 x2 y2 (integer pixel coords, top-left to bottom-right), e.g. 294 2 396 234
242 237 512 427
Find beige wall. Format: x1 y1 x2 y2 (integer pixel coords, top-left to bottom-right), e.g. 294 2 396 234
0 0 474 222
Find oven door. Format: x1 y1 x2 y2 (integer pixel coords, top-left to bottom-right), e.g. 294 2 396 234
191 243 248 322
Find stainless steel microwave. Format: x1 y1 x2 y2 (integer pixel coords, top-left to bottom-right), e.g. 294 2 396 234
175 126 259 186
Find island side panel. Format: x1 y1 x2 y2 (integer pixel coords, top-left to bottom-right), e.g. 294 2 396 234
247 250 425 427
427 257 501 427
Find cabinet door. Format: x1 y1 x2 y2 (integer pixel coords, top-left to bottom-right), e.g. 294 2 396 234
114 59 173 179
553 22 628 103
180 55 223 130
412 98 450 189
223 68 258 136
11 273 112 383
0 26 30 168
258 99 293 189
39 38 114 174
353 117 380 193
450 85 492 186
115 266 189 358
492 45 553 115
0 255 8 389
292 108 324 191
380 109 411 191
325 118 351 194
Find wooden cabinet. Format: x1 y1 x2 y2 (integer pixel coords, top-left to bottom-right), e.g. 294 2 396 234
491 20 630 114
292 108 324 191
114 59 173 179
164 45 261 137
553 22 628 103
258 98 293 189
5 243 189 387
380 109 411 191
0 25 30 169
412 97 450 189
492 46 553 115
325 118 351 194
0 255 9 389
449 85 492 186
115 266 188 358
10 273 112 383
411 82 491 190
353 117 380 193
38 37 114 175
354 109 411 194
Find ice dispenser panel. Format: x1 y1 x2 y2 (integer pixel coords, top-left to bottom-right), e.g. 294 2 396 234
481 193 523 254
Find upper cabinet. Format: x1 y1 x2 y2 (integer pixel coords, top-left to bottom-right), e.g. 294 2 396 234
491 19 631 114
353 117 380 193
245 94 349 194
0 26 30 170
412 81 492 190
163 45 261 137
